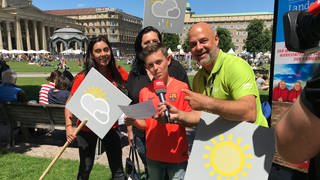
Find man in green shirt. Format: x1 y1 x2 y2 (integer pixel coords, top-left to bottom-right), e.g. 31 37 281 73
182 22 268 127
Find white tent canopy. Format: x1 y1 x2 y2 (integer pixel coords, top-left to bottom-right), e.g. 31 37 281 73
7 49 26 54
73 49 83 54
38 49 50 54
179 48 185 55
0 49 50 54
0 49 9 54
241 49 248 54
227 48 236 55
61 49 83 55
26 50 37 54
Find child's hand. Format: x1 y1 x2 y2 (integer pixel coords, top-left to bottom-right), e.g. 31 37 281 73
124 117 136 126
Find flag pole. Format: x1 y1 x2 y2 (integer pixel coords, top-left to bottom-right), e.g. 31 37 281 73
39 120 88 180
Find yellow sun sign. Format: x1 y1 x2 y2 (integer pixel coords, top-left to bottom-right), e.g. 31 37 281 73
84 86 106 100
203 134 253 179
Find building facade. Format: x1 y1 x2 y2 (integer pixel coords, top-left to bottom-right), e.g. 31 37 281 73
45 7 142 56
0 0 82 51
182 4 274 54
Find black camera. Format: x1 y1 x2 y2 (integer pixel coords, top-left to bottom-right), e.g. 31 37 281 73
283 9 320 53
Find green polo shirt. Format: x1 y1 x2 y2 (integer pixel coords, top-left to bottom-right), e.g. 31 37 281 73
193 50 268 127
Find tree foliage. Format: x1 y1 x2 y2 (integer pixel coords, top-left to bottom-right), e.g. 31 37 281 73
261 28 272 52
182 36 190 52
245 19 271 55
216 27 235 52
163 33 180 51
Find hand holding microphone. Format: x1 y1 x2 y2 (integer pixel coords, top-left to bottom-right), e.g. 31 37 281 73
153 79 172 123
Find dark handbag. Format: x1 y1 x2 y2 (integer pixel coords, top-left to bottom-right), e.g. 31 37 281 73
125 144 141 180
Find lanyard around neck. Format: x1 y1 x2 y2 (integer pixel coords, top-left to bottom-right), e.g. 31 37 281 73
203 74 215 96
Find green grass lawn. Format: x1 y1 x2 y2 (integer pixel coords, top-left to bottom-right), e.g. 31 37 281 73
259 89 270 102
7 61 83 73
0 151 110 180
9 61 269 102
11 60 132 101
10 60 269 102
16 77 47 101
116 60 132 72
7 59 130 73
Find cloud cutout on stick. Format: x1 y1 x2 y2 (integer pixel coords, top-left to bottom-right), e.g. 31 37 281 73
80 93 110 124
151 0 181 19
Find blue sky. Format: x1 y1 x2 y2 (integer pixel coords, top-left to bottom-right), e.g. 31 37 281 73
33 0 275 18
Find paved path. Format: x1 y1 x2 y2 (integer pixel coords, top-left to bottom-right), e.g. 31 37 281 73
0 127 143 168
0 125 195 170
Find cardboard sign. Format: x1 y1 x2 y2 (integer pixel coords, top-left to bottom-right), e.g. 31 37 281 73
143 0 187 33
66 68 131 138
185 112 275 180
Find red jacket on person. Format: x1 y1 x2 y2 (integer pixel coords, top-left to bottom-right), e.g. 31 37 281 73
272 82 289 102
287 88 302 102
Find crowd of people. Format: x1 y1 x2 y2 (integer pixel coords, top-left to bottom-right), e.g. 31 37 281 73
1 22 319 180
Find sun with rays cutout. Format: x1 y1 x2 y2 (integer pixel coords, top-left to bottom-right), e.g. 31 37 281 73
203 134 253 180
84 86 106 100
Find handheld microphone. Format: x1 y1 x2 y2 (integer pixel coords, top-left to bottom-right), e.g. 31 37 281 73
153 79 171 123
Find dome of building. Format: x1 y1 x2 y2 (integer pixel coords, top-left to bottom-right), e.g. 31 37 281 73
50 27 86 40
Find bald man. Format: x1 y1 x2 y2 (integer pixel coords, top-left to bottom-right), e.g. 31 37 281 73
180 22 268 127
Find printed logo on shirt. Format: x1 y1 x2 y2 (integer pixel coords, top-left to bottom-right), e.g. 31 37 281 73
168 93 177 101
242 83 253 89
213 87 219 93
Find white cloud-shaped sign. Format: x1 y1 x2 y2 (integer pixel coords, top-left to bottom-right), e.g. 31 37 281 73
80 93 110 124
151 0 181 19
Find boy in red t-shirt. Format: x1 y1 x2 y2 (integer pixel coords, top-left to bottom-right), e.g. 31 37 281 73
126 43 199 180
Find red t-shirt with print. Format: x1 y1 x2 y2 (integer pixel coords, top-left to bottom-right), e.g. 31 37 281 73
139 78 191 163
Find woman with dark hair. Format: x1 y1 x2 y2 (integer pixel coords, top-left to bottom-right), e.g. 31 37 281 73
65 35 127 180
131 26 189 87
48 74 72 105
126 26 190 177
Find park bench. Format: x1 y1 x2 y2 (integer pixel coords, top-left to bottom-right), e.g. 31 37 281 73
0 102 75 146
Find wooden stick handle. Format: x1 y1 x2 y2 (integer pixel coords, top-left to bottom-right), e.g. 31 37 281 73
39 120 88 180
